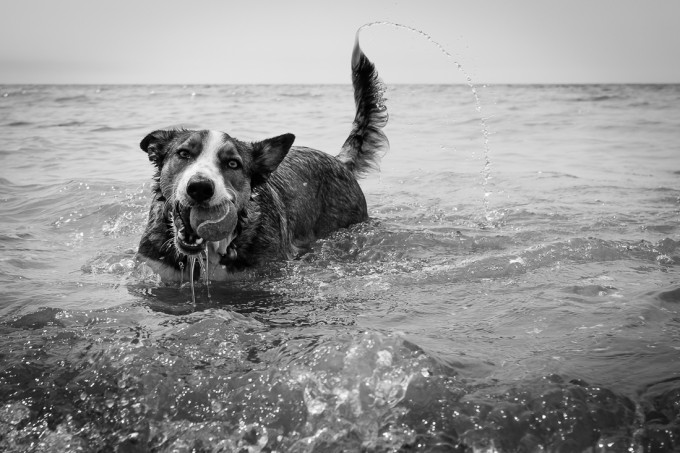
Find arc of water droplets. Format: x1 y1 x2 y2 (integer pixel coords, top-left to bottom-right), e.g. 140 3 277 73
358 21 493 219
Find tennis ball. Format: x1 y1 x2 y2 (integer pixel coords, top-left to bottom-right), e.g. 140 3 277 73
189 203 237 242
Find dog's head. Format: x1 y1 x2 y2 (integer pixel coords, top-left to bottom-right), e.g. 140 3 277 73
140 129 295 256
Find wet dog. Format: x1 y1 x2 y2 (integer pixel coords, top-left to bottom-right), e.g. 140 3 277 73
137 40 388 281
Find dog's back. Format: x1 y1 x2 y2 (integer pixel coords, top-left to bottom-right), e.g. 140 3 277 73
238 147 369 267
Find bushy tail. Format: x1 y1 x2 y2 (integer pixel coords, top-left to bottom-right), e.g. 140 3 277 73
337 34 389 178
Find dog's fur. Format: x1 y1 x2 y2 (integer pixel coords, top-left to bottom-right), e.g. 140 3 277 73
137 40 388 281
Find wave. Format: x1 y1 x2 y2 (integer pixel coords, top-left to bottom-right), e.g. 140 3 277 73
90 125 142 132
571 94 622 102
50 120 87 128
279 91 323 98
54 95 90 103
6 121 33 127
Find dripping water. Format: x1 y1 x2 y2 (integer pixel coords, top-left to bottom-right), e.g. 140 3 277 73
358 21 493 221
188 255 196 304
182 248 211 305
200 247 211 300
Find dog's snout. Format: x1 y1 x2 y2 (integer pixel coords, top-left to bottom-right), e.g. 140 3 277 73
186 176 215 203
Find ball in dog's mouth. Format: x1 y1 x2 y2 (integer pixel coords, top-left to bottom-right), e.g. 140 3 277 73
172 201 237 255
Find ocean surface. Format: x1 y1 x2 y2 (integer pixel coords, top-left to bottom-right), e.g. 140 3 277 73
0 83 679 452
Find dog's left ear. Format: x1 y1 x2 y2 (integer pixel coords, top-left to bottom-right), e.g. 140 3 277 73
251 133 295 186
140 129 179 167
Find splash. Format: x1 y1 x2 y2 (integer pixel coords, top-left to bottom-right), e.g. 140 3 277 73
357 22 493 220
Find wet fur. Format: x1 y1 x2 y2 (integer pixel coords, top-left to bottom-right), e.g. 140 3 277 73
137 41 388 281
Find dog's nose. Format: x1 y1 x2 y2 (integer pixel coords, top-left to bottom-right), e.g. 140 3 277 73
186 177 214 203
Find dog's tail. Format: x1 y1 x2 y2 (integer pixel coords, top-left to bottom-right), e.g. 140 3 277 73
337 34 389 178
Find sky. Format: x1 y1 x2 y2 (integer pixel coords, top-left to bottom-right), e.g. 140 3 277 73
1 0 679 85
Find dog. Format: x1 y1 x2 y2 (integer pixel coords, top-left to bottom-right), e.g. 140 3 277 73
136 39 388 282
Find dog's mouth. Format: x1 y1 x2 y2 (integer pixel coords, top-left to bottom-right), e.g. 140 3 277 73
170 200 239 256
171 201 205 255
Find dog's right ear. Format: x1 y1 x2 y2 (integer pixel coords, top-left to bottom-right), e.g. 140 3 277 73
140 130 178 167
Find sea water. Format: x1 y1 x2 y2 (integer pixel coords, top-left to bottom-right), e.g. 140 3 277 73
0 83 679 451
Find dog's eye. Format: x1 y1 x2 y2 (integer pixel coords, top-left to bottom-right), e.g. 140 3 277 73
177 149 191 159
226 160 240 169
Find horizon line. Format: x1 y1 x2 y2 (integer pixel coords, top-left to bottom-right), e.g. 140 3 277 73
2 81 680 87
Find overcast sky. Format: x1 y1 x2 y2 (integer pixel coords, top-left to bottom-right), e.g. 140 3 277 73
1 0 679 85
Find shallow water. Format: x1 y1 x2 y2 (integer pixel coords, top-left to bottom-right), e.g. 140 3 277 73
0 83 679 452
